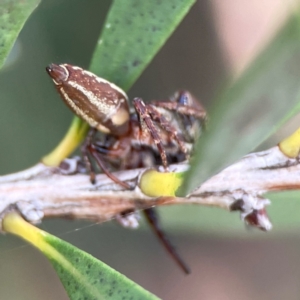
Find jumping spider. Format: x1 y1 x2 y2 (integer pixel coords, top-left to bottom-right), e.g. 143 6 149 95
46 63 207 274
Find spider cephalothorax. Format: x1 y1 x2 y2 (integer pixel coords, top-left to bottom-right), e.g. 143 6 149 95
46 63 207 274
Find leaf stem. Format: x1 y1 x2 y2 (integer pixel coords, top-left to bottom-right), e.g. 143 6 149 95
42 117 89 166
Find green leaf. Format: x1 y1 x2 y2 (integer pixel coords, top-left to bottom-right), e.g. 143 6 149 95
180 12 300 195
90 0 196 90
3 213 160 300
45 235 160 300
0 0 40 69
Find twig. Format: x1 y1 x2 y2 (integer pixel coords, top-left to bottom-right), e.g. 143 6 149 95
0 145 299 231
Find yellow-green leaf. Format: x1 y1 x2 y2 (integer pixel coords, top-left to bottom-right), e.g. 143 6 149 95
3 213 160 300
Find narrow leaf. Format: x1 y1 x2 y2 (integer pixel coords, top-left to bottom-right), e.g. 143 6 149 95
2 213 160 300
180 13 300 195
90 0 196 90
0 0 40 69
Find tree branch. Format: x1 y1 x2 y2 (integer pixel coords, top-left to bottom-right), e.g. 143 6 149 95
0 145 299 232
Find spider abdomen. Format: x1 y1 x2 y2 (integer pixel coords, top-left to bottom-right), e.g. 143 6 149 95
46 64 130 136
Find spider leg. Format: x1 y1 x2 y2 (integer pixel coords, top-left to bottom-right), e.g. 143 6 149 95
81 128 133 189
93 137 130 157
145 104 189 158
133 98 169 170
88 144 133 189
149 91 207 145
151 100 206 119
150 90 207 123
134 97 189 160
144 208 190 274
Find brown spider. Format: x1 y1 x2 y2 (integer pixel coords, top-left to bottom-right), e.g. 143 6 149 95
46 63 207 274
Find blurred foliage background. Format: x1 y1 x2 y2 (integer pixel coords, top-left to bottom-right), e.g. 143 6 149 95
1 0 300 299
